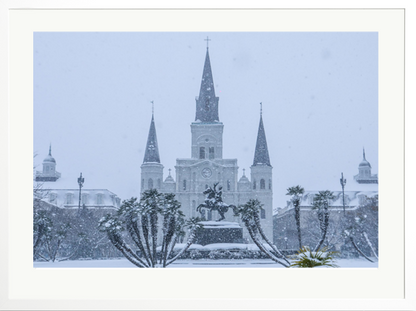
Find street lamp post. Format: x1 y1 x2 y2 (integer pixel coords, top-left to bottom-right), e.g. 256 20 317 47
340 172 347 215
77 172 85 216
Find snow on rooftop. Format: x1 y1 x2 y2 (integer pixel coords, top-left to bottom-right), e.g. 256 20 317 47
34 176 117 194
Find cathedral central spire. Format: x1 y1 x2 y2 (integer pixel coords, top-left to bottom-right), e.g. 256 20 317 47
195 43 219 123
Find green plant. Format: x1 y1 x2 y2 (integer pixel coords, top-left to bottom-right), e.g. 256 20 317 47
290 246 339 268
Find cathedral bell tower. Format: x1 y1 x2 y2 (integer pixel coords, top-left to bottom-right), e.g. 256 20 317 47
140 109 164 192
191 45 224 160
250 104 273 239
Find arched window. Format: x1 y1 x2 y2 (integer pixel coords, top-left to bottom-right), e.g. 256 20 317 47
157 179 161 189
227 180 231 191
253 180 256 190
269 179 272 190
183 179 187 191
260 179 266 189
200 147 205 159
148 178 153 189
261 208 266 219
209 147 215 159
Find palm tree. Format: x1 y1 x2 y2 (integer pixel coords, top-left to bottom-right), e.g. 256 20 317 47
286 185 304 249
99 190 202 268
233 199 289 267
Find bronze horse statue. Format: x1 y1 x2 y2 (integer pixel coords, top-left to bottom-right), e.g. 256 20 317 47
196 183 236 221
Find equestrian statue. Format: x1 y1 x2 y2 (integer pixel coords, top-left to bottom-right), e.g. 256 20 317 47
196 182 236 221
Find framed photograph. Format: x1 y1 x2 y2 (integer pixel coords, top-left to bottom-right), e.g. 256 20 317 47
1 1 413 310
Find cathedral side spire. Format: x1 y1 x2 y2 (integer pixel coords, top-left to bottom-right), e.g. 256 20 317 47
253 104 271 167
143 110 161 164
195 42 219 123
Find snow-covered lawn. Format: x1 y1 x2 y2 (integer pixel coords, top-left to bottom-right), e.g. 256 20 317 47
33 257 378 268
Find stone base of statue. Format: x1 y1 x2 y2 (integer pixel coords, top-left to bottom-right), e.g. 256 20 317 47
195 221 244 246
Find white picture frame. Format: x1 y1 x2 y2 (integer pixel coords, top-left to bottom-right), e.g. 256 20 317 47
0 1 413 310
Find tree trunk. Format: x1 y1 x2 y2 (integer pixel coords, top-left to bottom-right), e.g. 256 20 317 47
108 232 148 267
314 208 329 252
245 220 289 267
166 228 196 267
363 232 378 259
294 205 302 249
128 220 151 266
141 215 153 267
349 236 374 263
150 212 158 266
254 213 290 265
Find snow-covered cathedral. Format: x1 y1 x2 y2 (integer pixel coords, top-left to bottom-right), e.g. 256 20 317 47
140 45 273 241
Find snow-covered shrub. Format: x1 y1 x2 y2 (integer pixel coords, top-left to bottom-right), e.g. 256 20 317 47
208 250 223 259
222 250 232 259
290 246 338 268
189 249 204 260
229 251 244 259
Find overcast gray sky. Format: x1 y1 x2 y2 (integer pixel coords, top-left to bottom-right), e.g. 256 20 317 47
33 32 378 208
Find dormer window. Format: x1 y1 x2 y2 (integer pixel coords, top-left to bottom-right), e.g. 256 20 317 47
96 193 103 205
82 193 89 205
65 193 73 205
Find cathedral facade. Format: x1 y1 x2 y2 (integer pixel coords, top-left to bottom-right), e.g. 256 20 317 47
140 46 273 241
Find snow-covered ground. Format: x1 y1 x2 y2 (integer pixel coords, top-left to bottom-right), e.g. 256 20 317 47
33 257 378 268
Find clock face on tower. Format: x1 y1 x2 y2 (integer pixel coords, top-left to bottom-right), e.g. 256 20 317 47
201 167 212 179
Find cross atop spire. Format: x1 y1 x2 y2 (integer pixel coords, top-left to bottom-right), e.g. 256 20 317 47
204 36 211 49
151 100 154 118
260 102 262 117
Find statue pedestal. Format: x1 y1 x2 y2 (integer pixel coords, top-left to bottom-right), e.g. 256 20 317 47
195 221 244 246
